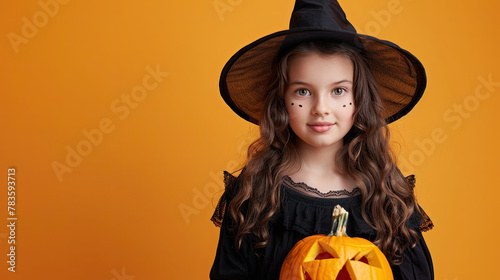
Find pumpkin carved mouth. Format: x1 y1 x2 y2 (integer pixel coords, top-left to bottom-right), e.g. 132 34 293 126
301 240 382 280
280 206 393 280
306 251 370 280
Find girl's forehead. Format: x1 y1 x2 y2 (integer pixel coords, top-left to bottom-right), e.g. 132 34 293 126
287 52 354 82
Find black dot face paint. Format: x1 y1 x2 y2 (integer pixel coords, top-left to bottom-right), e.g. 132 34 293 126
298 104 302 107
343 105 346 107
291 103 294 106
350 102 352 105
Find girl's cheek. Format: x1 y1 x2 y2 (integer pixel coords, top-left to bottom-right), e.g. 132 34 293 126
290 102 303 108
341 102 353 108
286 101 304 111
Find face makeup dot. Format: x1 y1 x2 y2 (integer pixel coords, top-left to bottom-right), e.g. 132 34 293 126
291 103 294 106
299 104 302 107
343 105 346 107
349 102 352 105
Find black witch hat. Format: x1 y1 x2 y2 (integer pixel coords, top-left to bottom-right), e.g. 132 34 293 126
220 0 426 124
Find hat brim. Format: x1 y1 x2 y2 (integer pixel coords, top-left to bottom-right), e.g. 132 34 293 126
220 29 426 124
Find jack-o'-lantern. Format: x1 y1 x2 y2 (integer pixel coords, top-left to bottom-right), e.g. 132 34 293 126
280 205 393 280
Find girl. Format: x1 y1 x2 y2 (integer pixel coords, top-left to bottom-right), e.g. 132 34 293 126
211 1 433 279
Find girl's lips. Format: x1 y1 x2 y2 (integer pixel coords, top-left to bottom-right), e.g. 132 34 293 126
308 122 334 133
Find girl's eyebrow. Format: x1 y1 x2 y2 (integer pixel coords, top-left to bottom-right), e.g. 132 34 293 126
331 79 352 85
288 80 353 86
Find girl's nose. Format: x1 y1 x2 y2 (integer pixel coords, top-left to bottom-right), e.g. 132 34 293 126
311 95 330 116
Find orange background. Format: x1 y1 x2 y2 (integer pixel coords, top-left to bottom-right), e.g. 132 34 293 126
1 0 499 279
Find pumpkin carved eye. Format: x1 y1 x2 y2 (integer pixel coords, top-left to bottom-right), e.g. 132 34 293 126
300 240 382 280
280 206 393 280
305 252 369 280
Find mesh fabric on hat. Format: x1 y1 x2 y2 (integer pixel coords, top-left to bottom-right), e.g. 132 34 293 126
222 33 425 125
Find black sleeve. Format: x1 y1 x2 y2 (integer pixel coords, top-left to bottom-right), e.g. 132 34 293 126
210 212 258 280
391 177 434 279
210 218 247 279
391 232 434 280
210 171 257 279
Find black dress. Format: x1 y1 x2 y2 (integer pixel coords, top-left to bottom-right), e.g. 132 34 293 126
210 172 434 280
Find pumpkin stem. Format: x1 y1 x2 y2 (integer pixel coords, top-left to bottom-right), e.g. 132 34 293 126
328 205 349 237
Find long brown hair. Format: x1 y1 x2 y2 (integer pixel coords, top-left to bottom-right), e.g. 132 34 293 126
227 40 419 264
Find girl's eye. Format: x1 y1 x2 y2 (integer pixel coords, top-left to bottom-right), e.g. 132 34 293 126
333 88 345 95
296 89 310 96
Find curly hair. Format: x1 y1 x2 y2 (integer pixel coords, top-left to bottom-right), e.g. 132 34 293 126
227 40 420 264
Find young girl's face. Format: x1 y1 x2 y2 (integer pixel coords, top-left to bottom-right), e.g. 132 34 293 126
284 52 355 151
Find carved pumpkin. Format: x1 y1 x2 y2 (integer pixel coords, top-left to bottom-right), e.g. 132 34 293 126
280 205 393 280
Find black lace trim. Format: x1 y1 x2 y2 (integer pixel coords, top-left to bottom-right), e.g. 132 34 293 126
211 172 434 233
405 175 434 232
283 175 361 198
210 171 236 227
417 204 434 232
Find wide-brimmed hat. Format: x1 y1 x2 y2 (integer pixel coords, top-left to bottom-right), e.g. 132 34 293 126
219 0 426 125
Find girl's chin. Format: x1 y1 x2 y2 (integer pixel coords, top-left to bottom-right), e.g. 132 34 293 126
296 139 344 151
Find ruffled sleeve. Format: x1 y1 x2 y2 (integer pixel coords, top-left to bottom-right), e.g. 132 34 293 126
210 210 254 280
210 171 237 227
391 175 434 280
406 175 434 232
210 171 258 279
